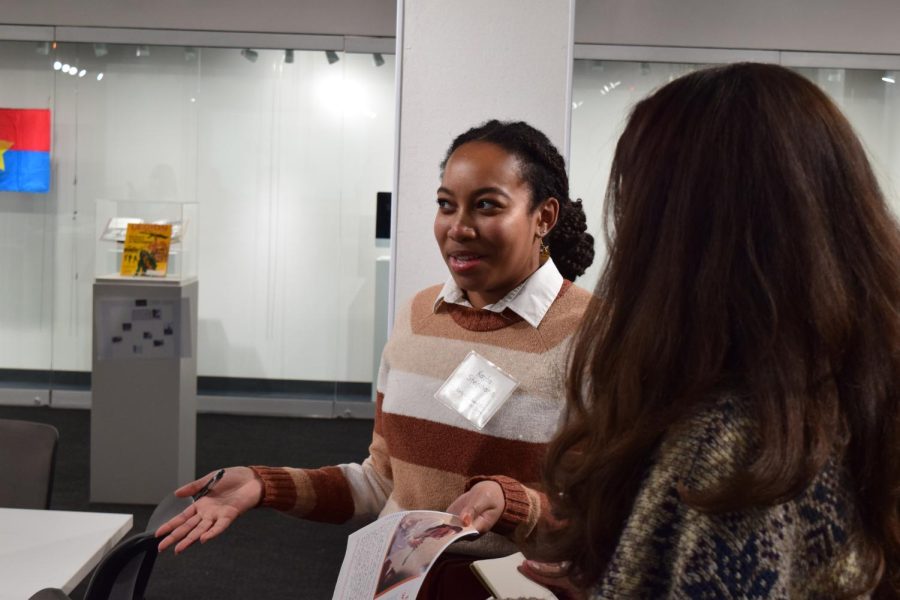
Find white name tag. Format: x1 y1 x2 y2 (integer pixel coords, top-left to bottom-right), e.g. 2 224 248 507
434 351 519 429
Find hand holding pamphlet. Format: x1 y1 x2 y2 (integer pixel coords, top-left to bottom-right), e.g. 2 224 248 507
332 511 560 600
332 510 477 600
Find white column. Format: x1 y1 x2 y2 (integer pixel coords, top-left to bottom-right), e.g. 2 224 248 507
390 0 575 317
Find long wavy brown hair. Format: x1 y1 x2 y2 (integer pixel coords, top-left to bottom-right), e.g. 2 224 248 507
545 62 900 595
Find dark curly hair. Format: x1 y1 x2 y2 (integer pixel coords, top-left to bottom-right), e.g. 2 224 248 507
441 120 595 281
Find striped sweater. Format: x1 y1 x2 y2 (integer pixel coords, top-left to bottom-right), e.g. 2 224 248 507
251 280 591 557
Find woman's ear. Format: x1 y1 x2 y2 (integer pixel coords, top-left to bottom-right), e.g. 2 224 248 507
537 197 560 237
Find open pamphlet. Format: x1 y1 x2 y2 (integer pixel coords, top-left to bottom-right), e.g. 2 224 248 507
332 510 478 599
332 511 560 600
471 552 558 600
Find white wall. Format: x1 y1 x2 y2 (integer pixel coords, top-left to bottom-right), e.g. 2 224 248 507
392 0 575 309
193 49 395 381
0 0 396 38
574 0 900 54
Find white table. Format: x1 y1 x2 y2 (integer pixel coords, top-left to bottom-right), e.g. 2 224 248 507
0 508 132 599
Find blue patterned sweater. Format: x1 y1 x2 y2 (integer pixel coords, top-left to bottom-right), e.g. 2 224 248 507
593 399 871 599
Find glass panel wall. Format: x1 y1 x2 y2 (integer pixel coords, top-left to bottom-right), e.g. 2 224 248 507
0 41 55 383
0 39 395 410
571 58 900 291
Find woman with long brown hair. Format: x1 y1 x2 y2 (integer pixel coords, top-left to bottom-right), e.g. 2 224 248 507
453 63 900 597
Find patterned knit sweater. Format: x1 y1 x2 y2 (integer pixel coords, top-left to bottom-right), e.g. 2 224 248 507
594 398 870 599
252 281 592 558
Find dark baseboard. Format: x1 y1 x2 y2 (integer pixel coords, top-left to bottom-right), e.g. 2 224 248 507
0 369 372 401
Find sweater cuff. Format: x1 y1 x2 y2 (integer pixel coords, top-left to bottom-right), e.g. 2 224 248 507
250 466 297 511
466 475 530 536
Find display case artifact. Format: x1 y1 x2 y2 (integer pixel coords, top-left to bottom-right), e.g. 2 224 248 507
95 199 198 282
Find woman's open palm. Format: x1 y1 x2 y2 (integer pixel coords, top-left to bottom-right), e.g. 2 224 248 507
155 466 263 553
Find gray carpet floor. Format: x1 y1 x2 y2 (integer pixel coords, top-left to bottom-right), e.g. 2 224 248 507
0 405 374 599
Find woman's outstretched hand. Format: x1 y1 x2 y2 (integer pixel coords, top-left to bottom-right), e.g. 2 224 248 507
155 466 264 554
446 480 505 534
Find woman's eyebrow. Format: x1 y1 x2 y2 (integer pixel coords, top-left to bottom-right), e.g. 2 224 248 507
436 186 511 198
471 186 510 198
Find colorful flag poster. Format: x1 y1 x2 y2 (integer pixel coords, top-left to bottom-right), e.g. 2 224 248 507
0 108 51 193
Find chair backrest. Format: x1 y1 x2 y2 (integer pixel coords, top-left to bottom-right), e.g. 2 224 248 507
28 588 70 600
82 532 158 600
145 493 192 534
78 493 188 600
0 419 59 509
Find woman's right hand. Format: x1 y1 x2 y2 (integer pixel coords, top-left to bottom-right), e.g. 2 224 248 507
155 466 264 554
518 560 586 600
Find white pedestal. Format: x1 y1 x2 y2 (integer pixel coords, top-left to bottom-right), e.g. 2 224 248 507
90 278 198 504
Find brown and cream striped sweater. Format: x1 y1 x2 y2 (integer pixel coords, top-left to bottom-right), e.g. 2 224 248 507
251 280 591 557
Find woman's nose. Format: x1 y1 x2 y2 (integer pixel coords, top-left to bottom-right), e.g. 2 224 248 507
448 218 476 240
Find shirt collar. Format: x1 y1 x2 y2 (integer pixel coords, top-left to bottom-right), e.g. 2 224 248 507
433 258 564 328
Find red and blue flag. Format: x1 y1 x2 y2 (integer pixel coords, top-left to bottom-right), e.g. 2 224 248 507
0 109 51 193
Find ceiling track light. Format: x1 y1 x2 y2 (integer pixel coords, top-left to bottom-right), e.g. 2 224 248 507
35 41 51 56
883 71 897 84
93 43 108 57
184 47 197 61
136 45 150 58
325 50 340 65
285 49 294 64
241 48 258 63
372 53 385 67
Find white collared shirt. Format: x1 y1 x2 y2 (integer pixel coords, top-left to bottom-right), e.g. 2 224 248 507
432 258 564 328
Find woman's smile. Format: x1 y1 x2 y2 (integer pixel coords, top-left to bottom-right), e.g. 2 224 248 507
447 252 485 273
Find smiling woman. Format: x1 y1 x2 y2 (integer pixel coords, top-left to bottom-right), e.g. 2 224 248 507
435 141 555 309
439 120 595 289
155 120 595 599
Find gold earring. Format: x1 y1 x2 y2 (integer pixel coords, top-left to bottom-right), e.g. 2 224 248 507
539 239 551 261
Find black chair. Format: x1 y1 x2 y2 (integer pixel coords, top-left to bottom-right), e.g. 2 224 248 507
146 492 192 535
29 494 192 600
0 418 59 509
30 532 158 600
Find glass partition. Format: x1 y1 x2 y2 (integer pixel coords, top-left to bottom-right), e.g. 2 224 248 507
0 38 395 413
571 58 900 292
0 41 55 383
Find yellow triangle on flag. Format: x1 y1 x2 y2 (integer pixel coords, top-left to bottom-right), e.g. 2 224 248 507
0 140 12 171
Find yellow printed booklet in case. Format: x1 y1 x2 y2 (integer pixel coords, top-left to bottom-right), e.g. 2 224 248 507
120 223 172 277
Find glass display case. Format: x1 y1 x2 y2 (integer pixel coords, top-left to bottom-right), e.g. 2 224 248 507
95 199 198 282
